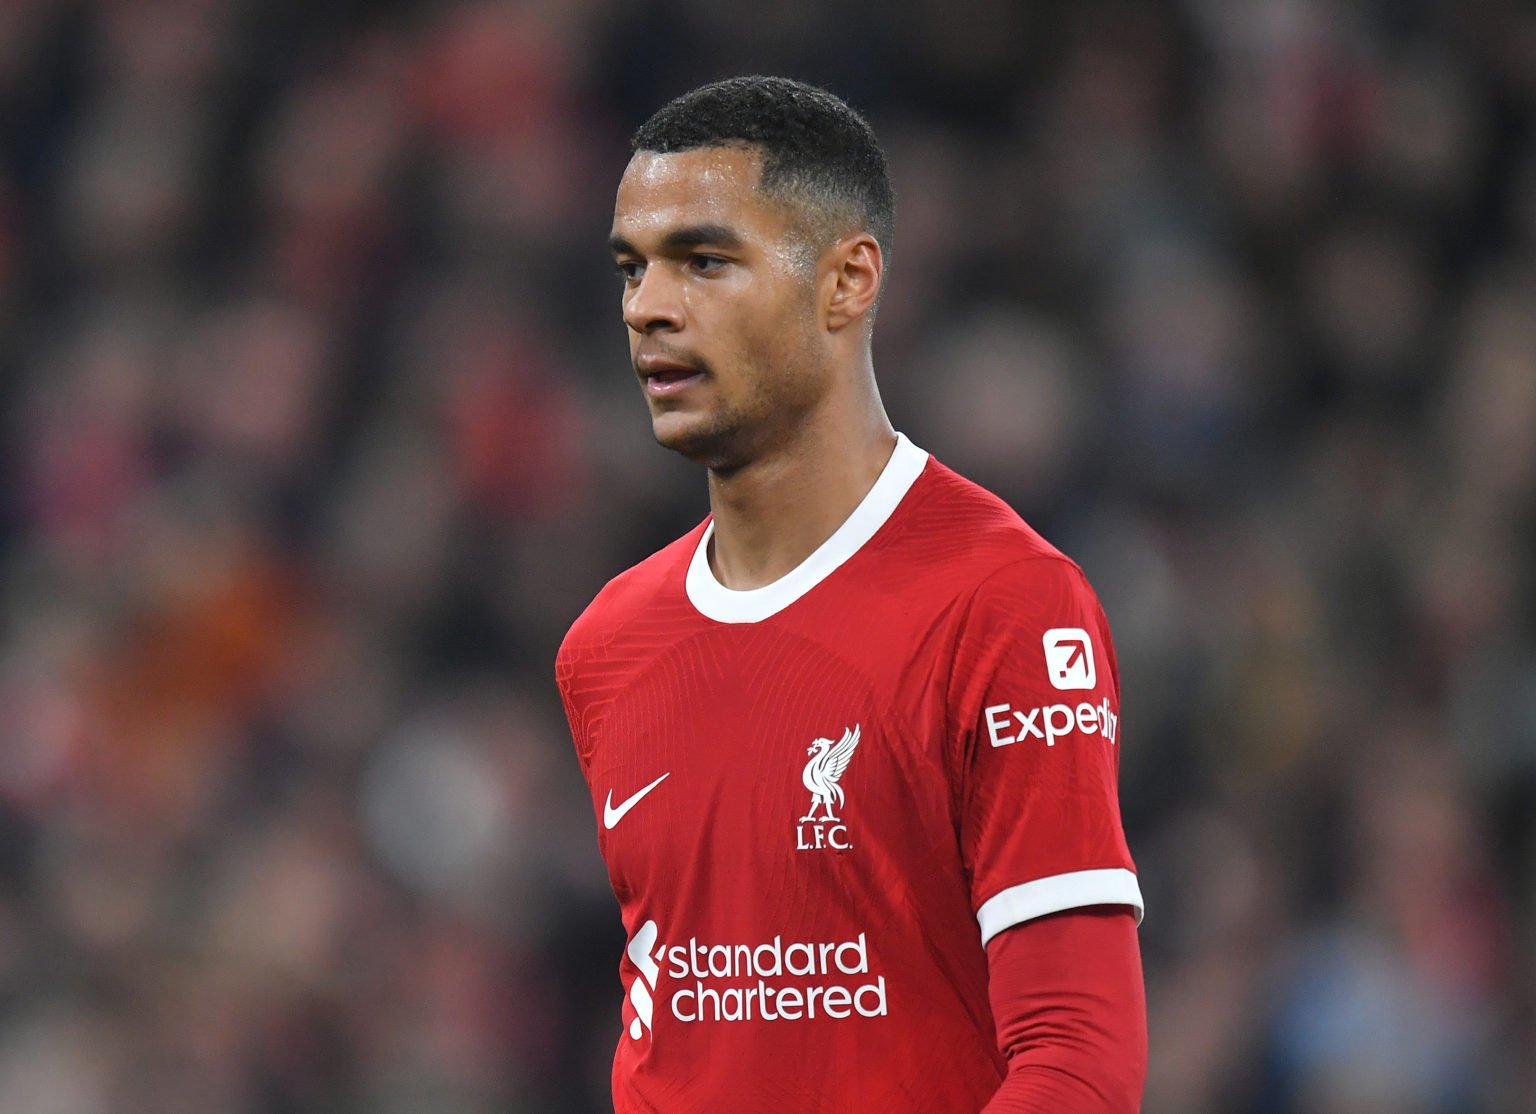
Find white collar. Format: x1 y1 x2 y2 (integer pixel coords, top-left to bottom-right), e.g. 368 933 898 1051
685 433 929 624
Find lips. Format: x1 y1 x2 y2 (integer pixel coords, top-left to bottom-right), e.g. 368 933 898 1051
636 353 706 396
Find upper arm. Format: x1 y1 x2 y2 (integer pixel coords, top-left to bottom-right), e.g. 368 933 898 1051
950 558 1142 944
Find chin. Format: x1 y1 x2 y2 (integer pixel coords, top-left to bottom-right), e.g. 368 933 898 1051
651 413 746 470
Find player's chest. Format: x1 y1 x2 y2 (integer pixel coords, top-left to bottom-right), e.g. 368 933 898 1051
585 633 956 899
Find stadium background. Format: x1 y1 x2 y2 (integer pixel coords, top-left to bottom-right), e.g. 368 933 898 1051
0 0 1532 1110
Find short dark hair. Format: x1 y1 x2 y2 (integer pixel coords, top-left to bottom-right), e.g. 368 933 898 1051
631 76 895 264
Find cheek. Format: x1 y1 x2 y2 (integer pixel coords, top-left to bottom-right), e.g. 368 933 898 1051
745 278 816 348
709 273 818 387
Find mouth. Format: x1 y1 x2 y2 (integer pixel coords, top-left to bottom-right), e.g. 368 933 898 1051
637 354 707 397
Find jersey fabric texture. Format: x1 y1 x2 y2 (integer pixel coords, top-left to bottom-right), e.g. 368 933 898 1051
556 435 1142 1113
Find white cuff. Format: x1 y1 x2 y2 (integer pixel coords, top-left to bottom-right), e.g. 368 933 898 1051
976 868 1144 946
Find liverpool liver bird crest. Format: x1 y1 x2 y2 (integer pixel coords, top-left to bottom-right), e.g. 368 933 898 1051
800 725 861 822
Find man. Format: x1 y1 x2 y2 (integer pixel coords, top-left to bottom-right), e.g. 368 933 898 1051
557 76 1146 1112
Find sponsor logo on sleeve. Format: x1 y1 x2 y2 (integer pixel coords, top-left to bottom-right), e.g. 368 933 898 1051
984 698 1118 748
981 630 1117 748
1042 628 1096 690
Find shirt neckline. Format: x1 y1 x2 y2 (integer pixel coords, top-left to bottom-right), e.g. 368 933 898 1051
685 433 930 624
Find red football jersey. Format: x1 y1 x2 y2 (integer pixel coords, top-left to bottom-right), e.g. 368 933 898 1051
556 436 1142 1113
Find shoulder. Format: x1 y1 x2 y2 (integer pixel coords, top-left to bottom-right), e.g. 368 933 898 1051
910 464 1117 696
895 455 1093 606
556 520 705 674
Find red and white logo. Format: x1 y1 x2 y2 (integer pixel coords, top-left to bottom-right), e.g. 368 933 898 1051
1042 628 1096 690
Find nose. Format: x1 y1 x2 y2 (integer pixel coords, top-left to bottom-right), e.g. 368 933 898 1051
623 266 684 335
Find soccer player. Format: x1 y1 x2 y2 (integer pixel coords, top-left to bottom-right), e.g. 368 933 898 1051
557 76 1147 1112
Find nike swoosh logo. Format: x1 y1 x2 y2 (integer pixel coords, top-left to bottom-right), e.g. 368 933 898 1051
603 772 670 830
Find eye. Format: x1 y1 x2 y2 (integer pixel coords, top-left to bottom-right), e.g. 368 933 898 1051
615 259 644 282
689 254 727 275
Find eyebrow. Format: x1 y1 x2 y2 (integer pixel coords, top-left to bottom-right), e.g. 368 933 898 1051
609 223 745 257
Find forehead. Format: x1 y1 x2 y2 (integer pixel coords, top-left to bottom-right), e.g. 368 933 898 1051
612 147 786 245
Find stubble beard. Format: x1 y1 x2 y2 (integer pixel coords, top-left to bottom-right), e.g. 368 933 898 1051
652 330 824 475
650 377 773 474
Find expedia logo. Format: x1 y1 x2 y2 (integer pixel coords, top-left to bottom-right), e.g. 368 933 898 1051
1042 628 1096 689
622 920 889 1040
984 697 1119 748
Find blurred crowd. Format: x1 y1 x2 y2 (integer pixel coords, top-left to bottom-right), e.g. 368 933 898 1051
0 0 1532 1111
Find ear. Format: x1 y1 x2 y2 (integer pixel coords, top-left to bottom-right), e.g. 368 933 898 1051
822 234 883 333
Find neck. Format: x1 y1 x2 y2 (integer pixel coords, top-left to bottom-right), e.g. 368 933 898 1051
705 379 896 591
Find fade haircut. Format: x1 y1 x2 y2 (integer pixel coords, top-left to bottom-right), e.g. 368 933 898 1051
631 76 895 268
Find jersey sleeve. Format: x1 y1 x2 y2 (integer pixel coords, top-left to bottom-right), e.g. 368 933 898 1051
554 633 592 777
950 556 1142 946
981 908 1147 1111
